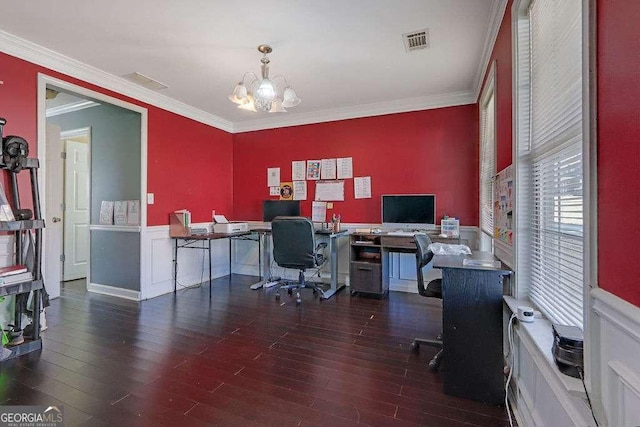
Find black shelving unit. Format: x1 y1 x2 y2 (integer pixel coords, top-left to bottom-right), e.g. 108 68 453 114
1 158 44 361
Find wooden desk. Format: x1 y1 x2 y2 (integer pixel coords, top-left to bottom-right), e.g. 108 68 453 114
171 231 254 298
434 252 511 405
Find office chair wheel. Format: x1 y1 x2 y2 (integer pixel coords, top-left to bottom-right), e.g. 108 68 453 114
296 298 302 306
296 291 301 300
275 293 280 301
287 289 293 295
428 349 444 371
410 341 420 351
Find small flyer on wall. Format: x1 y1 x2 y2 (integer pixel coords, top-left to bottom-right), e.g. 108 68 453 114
306 160 321 180
267 167 280 187
320 158 337 180
292 160 306 181
280 182 293 200
337 157 353 179
354 176 372 199
293 181 307 200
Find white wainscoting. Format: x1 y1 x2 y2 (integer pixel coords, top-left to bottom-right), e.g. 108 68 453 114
592 288 640 426
141 225 243 300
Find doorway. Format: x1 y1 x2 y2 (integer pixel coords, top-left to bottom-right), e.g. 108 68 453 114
38 74 148 300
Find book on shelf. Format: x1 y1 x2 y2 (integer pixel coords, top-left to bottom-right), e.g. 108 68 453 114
0 182 15 222
0 271 33 286
0 264 28 277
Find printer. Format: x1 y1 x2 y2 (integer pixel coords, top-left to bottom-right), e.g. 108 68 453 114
212 214 249 234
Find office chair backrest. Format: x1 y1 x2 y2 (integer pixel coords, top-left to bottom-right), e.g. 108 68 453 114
414 233 438 297
271 216 318 270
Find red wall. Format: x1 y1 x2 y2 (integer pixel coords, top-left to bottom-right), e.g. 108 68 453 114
487 0 513 172
0 52 233 225
477 1 512 174
233 106 479 226
597 0 640 306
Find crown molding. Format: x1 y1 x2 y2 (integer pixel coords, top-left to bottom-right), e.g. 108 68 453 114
46 100 100 118
0 30 234 133
1 28 485 134
471 0 509 101
232 90 476 133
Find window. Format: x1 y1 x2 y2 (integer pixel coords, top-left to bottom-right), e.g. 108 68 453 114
514 0 584 328
480 62 496 246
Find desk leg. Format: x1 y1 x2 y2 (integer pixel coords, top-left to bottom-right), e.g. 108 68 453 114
250 232 273 290
173 239 178 294
321 234 346 300
209 239 212 299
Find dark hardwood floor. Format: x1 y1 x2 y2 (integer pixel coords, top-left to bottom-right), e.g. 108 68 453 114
0 275 509 426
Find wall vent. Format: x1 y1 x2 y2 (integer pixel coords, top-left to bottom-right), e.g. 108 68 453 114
122 72 168 90
403 29 430 52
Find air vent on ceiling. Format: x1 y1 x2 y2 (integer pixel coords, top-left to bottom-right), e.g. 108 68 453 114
403 29 430 52
121 72 168 91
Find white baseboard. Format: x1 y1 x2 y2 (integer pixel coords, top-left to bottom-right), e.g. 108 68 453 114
88 282 141 301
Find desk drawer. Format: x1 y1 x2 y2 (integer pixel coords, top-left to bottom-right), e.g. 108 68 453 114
350 261 383 294
380 236 416 249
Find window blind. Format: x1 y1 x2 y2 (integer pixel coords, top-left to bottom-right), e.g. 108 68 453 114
480 94 496 236
526 0 584 327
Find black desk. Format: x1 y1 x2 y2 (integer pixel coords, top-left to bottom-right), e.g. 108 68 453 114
434 252 511 405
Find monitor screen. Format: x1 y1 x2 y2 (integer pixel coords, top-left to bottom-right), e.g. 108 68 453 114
262 200 301 222
381 194 436 230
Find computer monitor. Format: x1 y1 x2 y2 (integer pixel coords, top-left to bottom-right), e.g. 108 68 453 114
381 194 436 230
262 200 301 222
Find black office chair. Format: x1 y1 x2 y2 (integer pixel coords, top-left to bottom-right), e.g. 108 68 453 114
271 216 327 305
412 233 444 371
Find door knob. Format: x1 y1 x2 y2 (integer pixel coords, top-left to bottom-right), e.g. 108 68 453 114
52 217 61 223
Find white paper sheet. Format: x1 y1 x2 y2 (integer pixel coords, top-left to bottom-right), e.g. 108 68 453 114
306 160 321 180
292 160 306 181
269 186 280 196
354 176 372 199
114 201 128 225
126 200 140 225
213 214 229 224
312 201 327 222
315 180 345 201
337 157 353 179
320 158 337 180
293 181 307 200
267 167 280 187
99 201 114 225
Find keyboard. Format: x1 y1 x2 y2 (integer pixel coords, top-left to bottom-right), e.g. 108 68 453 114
386 231 417 236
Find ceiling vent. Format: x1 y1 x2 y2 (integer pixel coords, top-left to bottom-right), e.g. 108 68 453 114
122 72 168 91
403 29 430 52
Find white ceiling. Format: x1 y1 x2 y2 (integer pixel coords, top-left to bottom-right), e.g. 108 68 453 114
0 0 505 132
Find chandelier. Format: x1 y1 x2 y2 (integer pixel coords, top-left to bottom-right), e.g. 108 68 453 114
228 45 301 113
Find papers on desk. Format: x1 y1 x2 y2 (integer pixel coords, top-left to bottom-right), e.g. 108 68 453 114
213 214 228 224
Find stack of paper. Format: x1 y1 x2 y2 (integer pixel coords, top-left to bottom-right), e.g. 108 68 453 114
0 264 33 286
175 209 191 228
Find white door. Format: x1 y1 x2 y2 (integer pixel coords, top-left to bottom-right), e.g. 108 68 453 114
63 140 89 280
44 124 63 299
